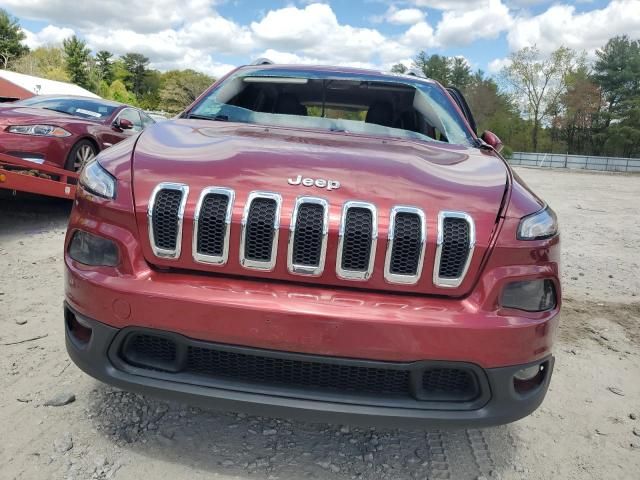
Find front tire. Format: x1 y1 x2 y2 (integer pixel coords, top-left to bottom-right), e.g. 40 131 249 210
66 140 98 172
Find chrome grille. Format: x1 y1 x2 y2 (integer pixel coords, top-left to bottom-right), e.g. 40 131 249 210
288 197 328 276
148 183 189 258
337 202 377 281
384 206 426 284
240 192 282 271
147 184 476 288
193 187 234 265
433 212 475 288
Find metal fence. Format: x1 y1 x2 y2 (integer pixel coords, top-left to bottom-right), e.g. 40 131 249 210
508 152 640 173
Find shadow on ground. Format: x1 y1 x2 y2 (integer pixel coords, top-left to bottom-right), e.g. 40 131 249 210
0 191 72 237
88 384 515 479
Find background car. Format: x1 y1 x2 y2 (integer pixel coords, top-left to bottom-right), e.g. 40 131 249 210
0 95 155 171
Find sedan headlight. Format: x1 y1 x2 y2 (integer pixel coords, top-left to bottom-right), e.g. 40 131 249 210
79 160 116 199
517 206 558 240
7 124 71 137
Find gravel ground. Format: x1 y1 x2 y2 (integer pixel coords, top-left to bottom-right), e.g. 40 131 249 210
1 167 639 480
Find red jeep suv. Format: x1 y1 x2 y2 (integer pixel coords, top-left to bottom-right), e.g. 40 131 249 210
64 64 560 427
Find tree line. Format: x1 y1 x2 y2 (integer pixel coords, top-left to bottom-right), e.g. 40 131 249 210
1 9 213 114
392 35 640 158
2 9 639 156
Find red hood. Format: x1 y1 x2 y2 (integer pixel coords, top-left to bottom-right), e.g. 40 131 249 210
130 120 508 295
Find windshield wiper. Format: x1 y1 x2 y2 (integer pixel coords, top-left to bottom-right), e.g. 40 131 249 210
42 107 74 116
187 113 229 121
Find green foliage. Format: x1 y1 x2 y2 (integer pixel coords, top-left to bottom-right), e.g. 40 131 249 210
63 36 91 89
159 69 214 113
95 50 114 84
121 53 150 98
11 46 69 81
104 79 138 105
0 8 28 68
390 63 408 74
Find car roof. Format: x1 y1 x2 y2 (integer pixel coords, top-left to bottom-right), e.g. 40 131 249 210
235 64 437 86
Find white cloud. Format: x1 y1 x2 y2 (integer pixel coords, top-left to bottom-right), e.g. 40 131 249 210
488 57 512 74
400 21 436 48
508 0 640 55
22 25 75 48
386 8 425 25
435 0 513 46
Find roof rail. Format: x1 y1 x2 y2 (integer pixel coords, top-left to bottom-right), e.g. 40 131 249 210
406 68 422 77
251 58 275 66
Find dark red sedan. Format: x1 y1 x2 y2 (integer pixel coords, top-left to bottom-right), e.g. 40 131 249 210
0 95 155 171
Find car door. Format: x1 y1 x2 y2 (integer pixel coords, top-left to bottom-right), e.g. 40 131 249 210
99 108 142 149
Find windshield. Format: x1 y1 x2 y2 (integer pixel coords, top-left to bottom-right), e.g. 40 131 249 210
189 68 475 146
14 97 118 120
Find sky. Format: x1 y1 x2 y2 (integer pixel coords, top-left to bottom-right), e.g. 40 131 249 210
4 0 640 78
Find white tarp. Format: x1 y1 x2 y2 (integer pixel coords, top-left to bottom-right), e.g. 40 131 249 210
0 70 100 98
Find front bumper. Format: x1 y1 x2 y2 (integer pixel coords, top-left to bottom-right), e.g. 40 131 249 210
66 304 554 428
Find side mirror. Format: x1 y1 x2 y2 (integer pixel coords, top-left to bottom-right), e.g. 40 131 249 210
116 118 134 130
481 131 503 153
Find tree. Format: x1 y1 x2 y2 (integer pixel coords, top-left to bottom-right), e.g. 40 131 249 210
0 9 28 69
559 66 601 154
501 46 578 151
159 69 214 113
11 46 69 81
63 36 91 89
449 57 472 91
390 63 408 74
121 53 150 97
413 52 450 85
95 50 114 83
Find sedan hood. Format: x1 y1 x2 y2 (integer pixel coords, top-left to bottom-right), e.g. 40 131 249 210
0 106 94 126
131 120 508 295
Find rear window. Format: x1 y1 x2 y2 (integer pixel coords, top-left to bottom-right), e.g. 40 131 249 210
188 68 475 146
15 97 118 120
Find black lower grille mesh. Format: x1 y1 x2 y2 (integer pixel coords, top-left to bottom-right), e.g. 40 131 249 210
423 368 475 397
245 198 277 261
390 213 422 275
341 207 373 271
152 189 183 250
120 333 481 403
292 203 324 267
197 193 230 256
439 217 470 278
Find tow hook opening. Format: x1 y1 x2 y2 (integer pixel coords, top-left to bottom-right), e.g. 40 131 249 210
65 307 93 347
513 361 548 394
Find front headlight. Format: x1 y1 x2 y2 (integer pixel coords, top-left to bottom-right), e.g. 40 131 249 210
7 124 71 137
517 206 558 240
79 160 116 199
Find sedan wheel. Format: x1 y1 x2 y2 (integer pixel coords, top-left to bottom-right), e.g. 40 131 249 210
74 144 97 171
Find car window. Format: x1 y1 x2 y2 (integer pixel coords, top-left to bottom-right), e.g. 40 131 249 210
140 112 156 128
188 68 475 147
14 97 119 120
117 108 143 132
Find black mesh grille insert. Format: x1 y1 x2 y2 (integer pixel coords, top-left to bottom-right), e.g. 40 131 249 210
152 189 183 251
341 207 373 272
422 368 476 399
439 217 470 278
186 347 410 395
292 203 325 267
119 333 482 403
245 198 277 261
197 193 230 257
390 213 422 275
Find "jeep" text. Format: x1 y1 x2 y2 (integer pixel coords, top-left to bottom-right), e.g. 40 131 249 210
287 175 341 191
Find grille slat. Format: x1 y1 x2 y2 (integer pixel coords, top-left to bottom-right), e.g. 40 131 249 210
384 207 426 284
121 333 482 403
337 202 377 280
193 188 234 265
434 212 475 288
240 192 282 271
148 183 188 258
288 197 329 276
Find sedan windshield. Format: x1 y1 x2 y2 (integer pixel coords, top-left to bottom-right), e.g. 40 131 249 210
188 68 475 147
14 97 118 120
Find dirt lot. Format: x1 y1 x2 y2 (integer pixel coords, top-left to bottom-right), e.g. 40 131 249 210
1 167 639 480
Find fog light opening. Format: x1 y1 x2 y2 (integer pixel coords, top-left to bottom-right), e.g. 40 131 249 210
514 362 546 394
65 308 92 347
